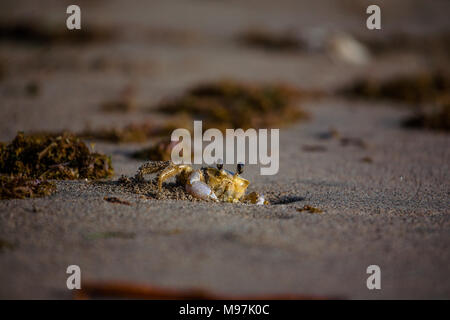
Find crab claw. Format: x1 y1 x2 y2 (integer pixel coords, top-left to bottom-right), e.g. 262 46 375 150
186 170 218 202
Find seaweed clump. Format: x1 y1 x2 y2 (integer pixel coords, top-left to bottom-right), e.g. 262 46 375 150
0 238 15 251
0 20 113 45
341 71 450 106
341 71 450 131
0 175 56 200
238 29 303 52
403 102 450 131
155 80 309 131
296 205 323 214
104 196 131 206
0 132 113 180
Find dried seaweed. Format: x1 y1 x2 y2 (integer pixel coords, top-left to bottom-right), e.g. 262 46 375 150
238 29 303 52
155 80 309 131
360 156 373 163
0 175 56 199
104 196 131 205
341 71 450 131
0 20 114 45
25 80 40 97
296 205 323 214
341 71 450 106
0 132 113 180
0 238 15 251
403 102 450 131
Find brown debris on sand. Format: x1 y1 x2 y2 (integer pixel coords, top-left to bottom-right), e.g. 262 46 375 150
0 20 114 45
403 102 450 132
238 29 303 52
104 196 131 206
155 79 310 131
340 71 450 131
0 132 113 180
0 238 15 251
25 80 40 97
341 71 450 106
296 205 323 214
0 175 56 200
360 156 373 163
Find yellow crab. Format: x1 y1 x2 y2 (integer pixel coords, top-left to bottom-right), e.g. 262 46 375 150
135 160 268 205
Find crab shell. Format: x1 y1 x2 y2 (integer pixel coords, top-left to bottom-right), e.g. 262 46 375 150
185 167 267 204
203 167 249 202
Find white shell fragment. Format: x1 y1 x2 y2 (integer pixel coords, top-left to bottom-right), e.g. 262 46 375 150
298 28 371 65
327 32 371 65
186 171 218 201
256 194 266 205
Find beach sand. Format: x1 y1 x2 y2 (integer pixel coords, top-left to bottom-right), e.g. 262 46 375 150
0 0 449 299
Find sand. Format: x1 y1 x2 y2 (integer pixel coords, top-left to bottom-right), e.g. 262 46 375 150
0 0 449 299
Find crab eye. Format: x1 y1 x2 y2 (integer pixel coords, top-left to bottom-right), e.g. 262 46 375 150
216 159 223 170
237 163 244 174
